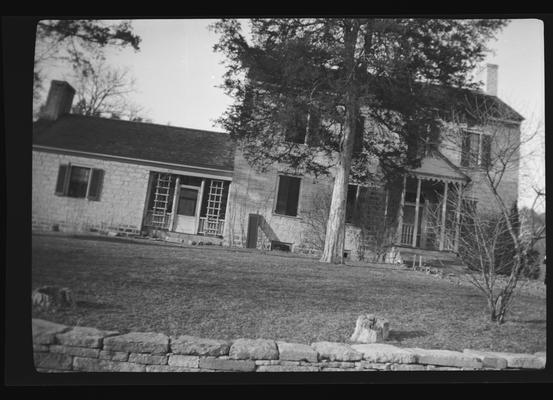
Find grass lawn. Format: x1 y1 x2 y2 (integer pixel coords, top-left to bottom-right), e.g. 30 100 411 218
32 233 546 353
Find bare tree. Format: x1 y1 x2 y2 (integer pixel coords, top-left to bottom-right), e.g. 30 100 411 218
70 60 149 121
34 19 141 117
430 99 545 323
301 191 332 253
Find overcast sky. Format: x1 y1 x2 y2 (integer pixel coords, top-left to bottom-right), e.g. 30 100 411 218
38 18 545 211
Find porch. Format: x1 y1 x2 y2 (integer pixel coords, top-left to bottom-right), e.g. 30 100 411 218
394 151 470 253
141 172 231 238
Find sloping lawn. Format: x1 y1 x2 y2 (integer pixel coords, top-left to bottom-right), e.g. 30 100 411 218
32 233 546 353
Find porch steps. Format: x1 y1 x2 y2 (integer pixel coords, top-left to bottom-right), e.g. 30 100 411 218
397 247 467 273
161 230 224 246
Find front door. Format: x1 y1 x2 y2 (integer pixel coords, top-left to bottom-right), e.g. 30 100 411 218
174 185 200 234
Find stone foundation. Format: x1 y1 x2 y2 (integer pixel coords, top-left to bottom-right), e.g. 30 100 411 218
32 319 546 373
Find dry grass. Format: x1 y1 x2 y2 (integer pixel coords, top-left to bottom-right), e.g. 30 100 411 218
32 233 546 353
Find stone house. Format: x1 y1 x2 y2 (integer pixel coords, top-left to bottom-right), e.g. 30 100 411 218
33 81 235 241
32 65 523 264
224 65 523 263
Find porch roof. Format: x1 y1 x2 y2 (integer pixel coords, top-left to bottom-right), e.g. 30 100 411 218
407 150 469 184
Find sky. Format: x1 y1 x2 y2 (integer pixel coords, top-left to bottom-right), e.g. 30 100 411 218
37 18 545 211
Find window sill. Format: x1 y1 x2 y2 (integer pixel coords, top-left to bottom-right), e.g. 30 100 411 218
272 212 302 220
460 166 487 172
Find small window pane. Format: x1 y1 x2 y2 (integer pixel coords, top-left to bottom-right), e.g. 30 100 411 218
469 133 480 166
67 167 90 198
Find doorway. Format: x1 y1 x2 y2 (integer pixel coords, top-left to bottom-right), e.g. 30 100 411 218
174 185 200 234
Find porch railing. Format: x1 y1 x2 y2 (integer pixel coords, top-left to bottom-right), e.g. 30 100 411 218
143 210 172 230
143 212 225 237
198 217 225 237
400 223 414 246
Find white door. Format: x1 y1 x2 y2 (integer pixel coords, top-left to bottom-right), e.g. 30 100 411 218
174 186 200 234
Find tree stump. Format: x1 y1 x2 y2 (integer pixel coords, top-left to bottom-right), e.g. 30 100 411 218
32 286 75 310
350 314 390 343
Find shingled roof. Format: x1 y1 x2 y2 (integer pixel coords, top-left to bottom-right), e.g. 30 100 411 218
32 114 235 171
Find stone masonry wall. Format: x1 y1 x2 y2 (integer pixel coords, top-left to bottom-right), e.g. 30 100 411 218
33 150 229 236
439 122 520 212
32 150 150 235
225 150 367 258
33 319 546 373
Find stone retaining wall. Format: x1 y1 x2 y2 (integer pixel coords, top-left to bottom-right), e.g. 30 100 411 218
32 319 546 373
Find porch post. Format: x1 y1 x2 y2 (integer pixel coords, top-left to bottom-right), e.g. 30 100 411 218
454 183 462 252
396 175 406 244
439 180 448 250
169 176 180 231
412 177 422 247
196 179 206 234
140 172 155 232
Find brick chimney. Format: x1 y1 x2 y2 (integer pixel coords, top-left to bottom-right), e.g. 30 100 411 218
485 63 498 97
39 80 76 120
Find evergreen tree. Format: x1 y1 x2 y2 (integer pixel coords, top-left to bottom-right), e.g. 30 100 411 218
212 18 508 263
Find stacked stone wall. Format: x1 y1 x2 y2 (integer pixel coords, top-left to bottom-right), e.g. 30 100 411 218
33 319 545 373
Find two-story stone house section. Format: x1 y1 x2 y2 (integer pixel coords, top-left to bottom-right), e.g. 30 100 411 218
224 64 524 264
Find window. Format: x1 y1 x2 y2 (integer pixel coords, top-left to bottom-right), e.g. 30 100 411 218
461 131 491 168
285 107 324 146
271 241 292 252
275 175 301 217
55 163 104 200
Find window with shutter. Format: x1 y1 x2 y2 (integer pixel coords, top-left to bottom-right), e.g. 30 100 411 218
54 163 105 200
87 169 104 201
275 175 301 216
284 108 308 144
461 131 491 169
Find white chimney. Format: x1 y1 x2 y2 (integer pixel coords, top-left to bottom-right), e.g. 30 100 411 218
485 63 498 97
39 80 76 120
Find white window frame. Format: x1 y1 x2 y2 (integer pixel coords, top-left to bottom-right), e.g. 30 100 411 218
463 129 491 168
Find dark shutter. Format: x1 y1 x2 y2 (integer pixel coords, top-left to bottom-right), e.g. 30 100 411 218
305 110 321 146
481 135 492 168
353 116 365 155
286 177 300 216
55 164 70 196
345 184 358 223
460 132 471 167
87 169 104 201
246 214 261 249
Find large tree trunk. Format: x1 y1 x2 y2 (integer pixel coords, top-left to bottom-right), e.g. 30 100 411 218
320 20 359 264
320 129 355 263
